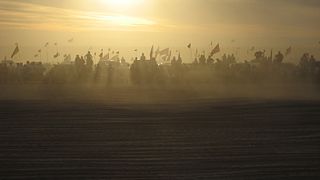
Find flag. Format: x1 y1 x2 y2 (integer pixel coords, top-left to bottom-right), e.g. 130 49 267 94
166 50 172 61
155 46 160 58
68 38 73 43
53 52 60 58
102 53 109 61
110 55 119 61
134 49 138 52
44 42 49 47
99 52 104 59
158 48 169 56
150 45 154 59
38 49 42 53
285 46 292 56
11 45 19 58
187 43 191 48
210 43 220 57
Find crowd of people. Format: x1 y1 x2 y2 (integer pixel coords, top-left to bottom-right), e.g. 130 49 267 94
0 50 320 86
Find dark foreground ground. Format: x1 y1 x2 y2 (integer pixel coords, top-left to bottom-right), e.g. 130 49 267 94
0 98 319 179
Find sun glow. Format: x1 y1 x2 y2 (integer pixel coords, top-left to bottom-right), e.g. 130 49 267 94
101 0 144 11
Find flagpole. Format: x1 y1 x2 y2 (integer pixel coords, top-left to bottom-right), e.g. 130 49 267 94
46 47 48 63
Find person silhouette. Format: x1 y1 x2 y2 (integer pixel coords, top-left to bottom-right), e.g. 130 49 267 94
274 51 284 63
199 54 206 65
140 53 146 61
85 51 94 69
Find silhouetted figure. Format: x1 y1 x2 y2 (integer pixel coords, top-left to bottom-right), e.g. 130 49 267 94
274 51 284 63
177 54 182 65
75 55 84 69
199 55 206 65
121 57 126 64
171 56 177 65
140 53 146 61
207 56 214 64
222 54 227 62
310 55 316 64
85 51 94 69
300 53 309 68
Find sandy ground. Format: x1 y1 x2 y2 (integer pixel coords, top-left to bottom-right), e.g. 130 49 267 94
0 85 320 179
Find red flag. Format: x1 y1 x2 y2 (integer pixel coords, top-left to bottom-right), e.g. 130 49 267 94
210 43 220 57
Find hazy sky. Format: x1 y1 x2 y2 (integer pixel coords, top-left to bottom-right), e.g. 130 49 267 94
0 0 319 48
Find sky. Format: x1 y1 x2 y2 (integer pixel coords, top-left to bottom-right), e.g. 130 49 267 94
0 0 319 61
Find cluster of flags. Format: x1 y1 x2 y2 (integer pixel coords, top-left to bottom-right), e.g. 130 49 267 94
10 38 74 60
187 42 220 58
99 49 121 61
146 42 222 62
8 37 303 62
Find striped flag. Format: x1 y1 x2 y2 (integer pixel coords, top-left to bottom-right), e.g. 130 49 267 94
158 48 169 56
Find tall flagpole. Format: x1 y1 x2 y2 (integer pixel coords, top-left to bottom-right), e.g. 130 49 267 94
46 45 48 63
